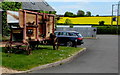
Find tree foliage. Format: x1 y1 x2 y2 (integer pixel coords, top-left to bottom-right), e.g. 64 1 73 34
38 10 56 14
77 10 85 17
99 21 105 25
86 11 91 17
64 11 76 17
1 2 22 11
96 14 99 16
65 19 72 25
63 10 92 17
0 2 22 36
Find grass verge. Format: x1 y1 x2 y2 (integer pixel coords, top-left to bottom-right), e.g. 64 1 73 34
1 45 83 71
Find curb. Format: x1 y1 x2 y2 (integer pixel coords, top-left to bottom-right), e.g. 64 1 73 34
23 48 87 73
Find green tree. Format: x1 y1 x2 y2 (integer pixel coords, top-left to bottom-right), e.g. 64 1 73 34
65 19 72 25
77 10 85 17
1 2 22 11
96 14 99 16
86 11 91 16
64 11 75 17
0 2 22 36
49 11 56 14
99 21 105 25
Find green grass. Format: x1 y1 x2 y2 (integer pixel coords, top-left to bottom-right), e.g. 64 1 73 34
1 45 83 71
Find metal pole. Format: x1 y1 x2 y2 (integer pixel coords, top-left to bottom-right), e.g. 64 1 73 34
116 4 119 34
117 4 119 25
118 4 120 24
111 4 114 25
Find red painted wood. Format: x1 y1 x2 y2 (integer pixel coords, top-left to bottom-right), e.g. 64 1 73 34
23 10 26 43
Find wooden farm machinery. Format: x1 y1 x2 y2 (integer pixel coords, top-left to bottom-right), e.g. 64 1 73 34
5 9 57 55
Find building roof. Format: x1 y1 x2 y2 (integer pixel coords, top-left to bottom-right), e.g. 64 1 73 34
22 1 55 11
3 0 55 11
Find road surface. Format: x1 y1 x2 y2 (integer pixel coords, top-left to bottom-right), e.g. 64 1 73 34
30 35 118 73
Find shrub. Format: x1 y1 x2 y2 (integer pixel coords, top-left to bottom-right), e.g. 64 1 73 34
70 25 73 28
96 26 120 34
1 2 22 36
65 19 72 25
99 21 105 25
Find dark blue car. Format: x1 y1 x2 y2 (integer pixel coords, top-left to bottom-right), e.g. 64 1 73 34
55 31 84 47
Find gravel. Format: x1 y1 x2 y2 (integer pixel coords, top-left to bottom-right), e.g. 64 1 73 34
0 66 24 74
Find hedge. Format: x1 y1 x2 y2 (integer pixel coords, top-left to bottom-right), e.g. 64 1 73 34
95 26 120 34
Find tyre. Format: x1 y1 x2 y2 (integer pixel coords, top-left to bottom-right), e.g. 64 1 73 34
66 41 73 47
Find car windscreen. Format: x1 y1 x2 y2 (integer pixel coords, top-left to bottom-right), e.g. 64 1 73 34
74 33 83 38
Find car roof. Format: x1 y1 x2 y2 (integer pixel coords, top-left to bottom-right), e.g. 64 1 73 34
55 31 78 33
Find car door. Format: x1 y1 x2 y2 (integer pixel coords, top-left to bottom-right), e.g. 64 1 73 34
57 32 68 44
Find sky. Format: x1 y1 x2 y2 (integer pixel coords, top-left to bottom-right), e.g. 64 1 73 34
46 0 120 16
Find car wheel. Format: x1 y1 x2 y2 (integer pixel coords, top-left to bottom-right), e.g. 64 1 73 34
66 41 73 47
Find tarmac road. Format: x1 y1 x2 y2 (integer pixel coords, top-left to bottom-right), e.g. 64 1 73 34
30 35 118 73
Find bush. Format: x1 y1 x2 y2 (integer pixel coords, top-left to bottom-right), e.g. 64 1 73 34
65 19 72 25
96 26 120 34
1 2 22 36
99 21 105 25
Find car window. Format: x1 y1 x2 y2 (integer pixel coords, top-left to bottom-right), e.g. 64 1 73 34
55 32 81 37
66 32 69 36
68 32 76 36
63 32 68 36
57 32 63 35
55 32 58 36
75 33 83 38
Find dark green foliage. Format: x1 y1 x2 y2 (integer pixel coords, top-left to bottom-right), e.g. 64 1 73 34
38 10 56 14
49 11 56 14
77 10 85 17
86 11 91 17
1 2 22 11
65 19 72 25
96 14 99 16
99 21 105 25
1 2 22 36
63 10 92 17
64 11 76 17
70 25 73 28
2 11 10 36
95 26 120 34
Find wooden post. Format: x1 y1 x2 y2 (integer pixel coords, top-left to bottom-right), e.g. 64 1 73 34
53 16 55 33
10 24 12 41
36 14 39 41
43 13 46 38
23 10 26 43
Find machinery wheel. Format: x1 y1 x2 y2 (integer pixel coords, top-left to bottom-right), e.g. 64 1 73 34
5 42 12 53
53 38 59 50
25 42 31 55
55 38 59 50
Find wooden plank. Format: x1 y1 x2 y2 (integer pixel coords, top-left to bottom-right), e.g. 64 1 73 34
46 16 54 38
38 15 43 37
19 10 24 28
26 13 37 25
19 10 37 27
